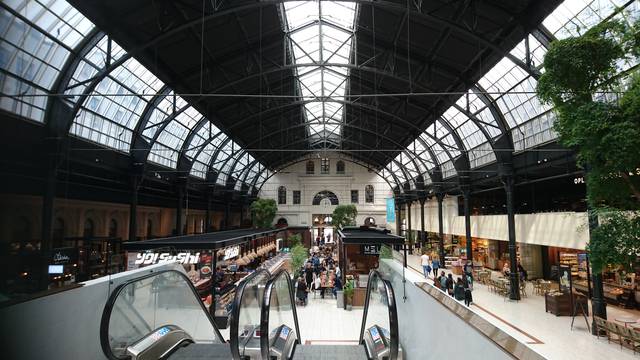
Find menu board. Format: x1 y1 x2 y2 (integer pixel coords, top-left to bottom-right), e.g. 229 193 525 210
559 264 573 294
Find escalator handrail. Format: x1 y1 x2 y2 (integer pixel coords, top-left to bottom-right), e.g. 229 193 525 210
358 269 400 360
99 269 224 360
229 268 271 360
259 269 301 360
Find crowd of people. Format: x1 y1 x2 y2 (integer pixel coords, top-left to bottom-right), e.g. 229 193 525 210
295 245 342 306
421 251 474 306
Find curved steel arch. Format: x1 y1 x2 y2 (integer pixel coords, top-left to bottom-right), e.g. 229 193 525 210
45 28 104 130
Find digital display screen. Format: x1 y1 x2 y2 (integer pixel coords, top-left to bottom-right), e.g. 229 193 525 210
48 265 64 274
279 326 290 340
151 327 171 341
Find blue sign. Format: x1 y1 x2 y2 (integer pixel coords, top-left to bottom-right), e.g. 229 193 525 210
386 198 395 223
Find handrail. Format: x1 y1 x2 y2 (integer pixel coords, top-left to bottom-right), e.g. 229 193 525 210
229 268 271 360
99 269 224 360
358 269 400 360
259 269 301 360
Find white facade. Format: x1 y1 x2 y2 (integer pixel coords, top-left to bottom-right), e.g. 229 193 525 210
388 196 589 250
259 155 392 227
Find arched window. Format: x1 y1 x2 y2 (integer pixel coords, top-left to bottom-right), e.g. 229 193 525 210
147 219 153 238
365 185 374 203
336 160 345 174
306 161 315 174
108 219 118 238
83 218 95 239
278 186 287 204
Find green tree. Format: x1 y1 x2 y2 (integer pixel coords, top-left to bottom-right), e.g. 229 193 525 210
250 198 278 228
588 210 640 273
290 244 308 276
537 20 640 208
536 19 640 274
331 204 358 230
289 233 302 247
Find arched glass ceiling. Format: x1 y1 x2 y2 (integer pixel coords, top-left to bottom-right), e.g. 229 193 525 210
70 56 164 152
384 0 639 186
282 1 357 146
0 0 94 122
0 0 267 192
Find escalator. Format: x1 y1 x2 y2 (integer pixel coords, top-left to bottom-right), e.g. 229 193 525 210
259 269 402 360
100 269 269 360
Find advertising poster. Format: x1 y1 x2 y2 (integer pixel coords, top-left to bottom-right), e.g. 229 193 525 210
386 198 395 223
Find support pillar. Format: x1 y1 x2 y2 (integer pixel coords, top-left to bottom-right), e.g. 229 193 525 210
205 192 211 233
129 177 139 241
502 176 520 300
406 201 412 254
40 153 57 290
589 207 607 333
436 193 445 266
462 187 472 264
224 203 231 230
176 186 184 235
420 198 425 247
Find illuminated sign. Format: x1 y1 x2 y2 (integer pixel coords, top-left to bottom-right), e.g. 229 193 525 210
134 252 200 265
224 246 240 260
48 265 64 274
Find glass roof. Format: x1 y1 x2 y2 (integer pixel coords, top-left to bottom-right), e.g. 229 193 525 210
0 0 94 122
283 1 357 145
0 0 268 191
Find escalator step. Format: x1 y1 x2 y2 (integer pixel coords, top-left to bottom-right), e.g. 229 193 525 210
293 344 368 360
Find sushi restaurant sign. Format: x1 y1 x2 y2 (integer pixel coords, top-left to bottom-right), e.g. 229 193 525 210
134 252 201 265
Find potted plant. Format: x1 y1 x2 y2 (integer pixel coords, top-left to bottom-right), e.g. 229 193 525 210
343 280 354 311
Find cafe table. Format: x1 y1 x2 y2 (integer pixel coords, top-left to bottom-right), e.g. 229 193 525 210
615 316 639 328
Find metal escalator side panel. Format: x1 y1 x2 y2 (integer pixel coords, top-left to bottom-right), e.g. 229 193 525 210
358 270 400 360
99 270 224 360
260 269 301 360
229 268 271 360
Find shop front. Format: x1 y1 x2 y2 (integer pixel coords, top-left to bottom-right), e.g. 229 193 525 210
338 226 404 307
122 228 287 328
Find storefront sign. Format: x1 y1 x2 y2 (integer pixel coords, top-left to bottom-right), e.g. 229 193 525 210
386 198 395 223
223 246 240 260
361 244 382 255
51 247 76 264
134 252 200 265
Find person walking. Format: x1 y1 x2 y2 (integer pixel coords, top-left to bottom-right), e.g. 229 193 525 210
420 252 431 279
463 275 473 306
431 257 440 279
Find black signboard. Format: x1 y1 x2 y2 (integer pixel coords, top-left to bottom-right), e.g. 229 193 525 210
51 247 77 265
361 244 382 255
559 264 572 294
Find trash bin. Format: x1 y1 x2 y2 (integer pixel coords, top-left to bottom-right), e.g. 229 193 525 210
336 290 344 308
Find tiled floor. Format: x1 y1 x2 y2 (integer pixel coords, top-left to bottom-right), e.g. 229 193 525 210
405 253 639 359
296 293 364 343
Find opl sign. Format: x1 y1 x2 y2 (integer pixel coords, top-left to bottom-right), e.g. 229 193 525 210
134 252 201 265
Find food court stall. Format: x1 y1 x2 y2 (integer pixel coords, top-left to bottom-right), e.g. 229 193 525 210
337 226 405 307
122 227 287 327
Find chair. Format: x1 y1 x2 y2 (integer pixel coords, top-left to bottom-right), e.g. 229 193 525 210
630 327 640 354
533 279 542 295
593 317 608 340
519 282 527 298
618 326 635 351
605 321 623 347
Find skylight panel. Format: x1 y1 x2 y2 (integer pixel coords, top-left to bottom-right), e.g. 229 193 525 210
283 1 357 146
